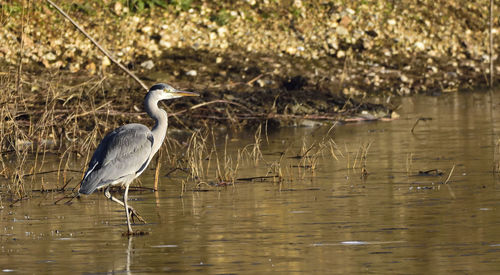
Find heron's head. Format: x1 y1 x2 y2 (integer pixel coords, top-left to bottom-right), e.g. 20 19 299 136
148 83 199 100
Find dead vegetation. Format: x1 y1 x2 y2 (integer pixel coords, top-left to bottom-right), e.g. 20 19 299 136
0 72 186 202
173 123 375 193
0 65 389 205
0 75 381 204
0 0 393 204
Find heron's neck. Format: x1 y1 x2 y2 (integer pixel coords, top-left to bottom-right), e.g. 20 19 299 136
145 98 168 154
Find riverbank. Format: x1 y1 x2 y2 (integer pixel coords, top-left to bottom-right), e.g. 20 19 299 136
0 0 496 153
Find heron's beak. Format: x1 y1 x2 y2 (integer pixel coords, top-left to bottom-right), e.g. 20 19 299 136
173 90 199 97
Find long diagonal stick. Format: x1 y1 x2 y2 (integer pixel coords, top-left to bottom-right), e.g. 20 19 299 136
45 0 148 91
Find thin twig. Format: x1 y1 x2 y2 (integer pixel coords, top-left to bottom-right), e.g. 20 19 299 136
170 99 255 117
16 1 26 95
45 0 148 91
247 73 264 86
490 0 494 87
54 195 71 205
21 169 82 178
411 117 432 133
153 150 162 191
411 118 421 133
237 175 276 181
59 177 73 191
443 163 456 184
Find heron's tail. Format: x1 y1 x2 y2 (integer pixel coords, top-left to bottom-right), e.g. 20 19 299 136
79 179 98 194
79 169 103 195
78 183 95 195
78 162 102 195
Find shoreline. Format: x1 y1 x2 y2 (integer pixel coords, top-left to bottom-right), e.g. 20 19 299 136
0 0 496 154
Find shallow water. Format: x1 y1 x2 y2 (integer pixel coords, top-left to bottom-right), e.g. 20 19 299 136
3 92 500 274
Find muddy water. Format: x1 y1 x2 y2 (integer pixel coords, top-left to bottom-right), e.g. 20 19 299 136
3 92 500 274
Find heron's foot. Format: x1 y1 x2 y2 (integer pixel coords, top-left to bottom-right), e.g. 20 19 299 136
128 207 147 224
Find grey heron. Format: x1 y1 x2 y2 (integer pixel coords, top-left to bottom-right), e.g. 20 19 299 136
79 83 199 234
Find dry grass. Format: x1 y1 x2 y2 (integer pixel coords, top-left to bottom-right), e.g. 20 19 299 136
0 69 367 202
240 124 264 166
406 152 413 176
495 138 500 173
0 71 154 200
184 129 241 189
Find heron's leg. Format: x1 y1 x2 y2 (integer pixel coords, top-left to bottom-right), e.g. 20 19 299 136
104 186 146 223
124 182 133 234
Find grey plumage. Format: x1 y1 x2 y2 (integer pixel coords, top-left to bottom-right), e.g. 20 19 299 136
78 83 199 234
79 124 154 195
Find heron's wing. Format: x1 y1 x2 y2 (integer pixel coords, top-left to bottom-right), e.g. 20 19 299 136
79 124 154 194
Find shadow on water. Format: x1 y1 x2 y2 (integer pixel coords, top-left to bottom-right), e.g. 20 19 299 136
3 91 500 273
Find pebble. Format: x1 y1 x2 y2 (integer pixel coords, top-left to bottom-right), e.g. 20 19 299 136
141 60 155 70
186 70 197 76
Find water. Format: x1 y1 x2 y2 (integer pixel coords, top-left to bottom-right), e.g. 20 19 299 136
3 92 500 274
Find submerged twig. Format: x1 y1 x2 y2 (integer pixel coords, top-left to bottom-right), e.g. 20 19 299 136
154 150 162 191
444 164 457 200
443 163 456 184
237 175 276 181
411 117 432 133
